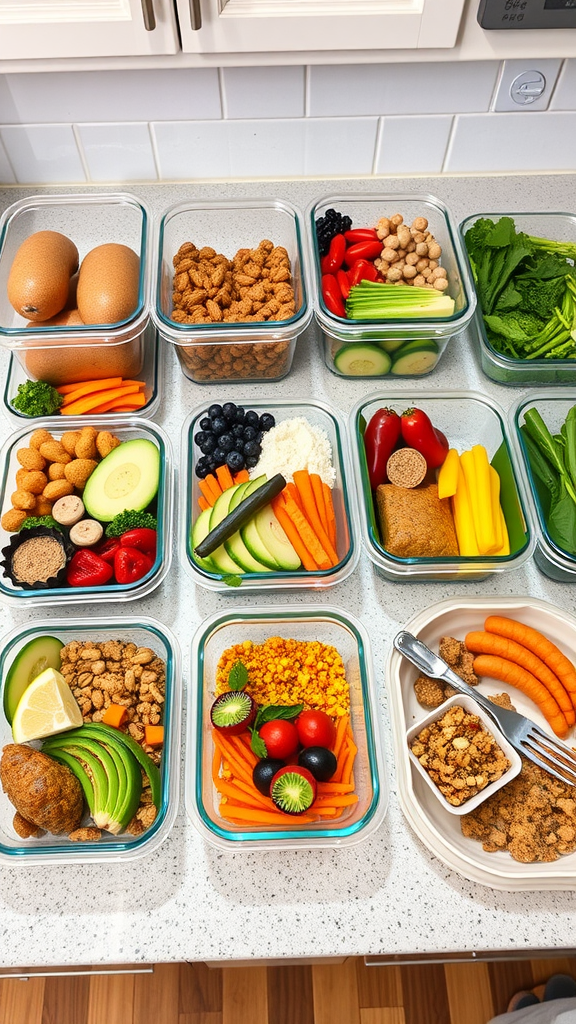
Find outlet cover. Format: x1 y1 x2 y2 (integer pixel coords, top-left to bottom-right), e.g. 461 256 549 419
493 59 562 112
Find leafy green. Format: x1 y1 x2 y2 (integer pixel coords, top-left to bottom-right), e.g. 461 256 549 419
105 510 157 537
464 216 532 316
228 661 248 691
19 515 61 532
11 380 63 417
253 704 303 731
521 406 576 556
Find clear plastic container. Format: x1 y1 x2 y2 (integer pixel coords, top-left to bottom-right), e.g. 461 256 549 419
511 390 576 582
0 416 173 606
0 193 151 387
3 322 162 427
0 615 181 864
186 605 387 851
459 212 576 386
309 193 476 379
349 390 533 582
181 398 359 593
152 198 312 384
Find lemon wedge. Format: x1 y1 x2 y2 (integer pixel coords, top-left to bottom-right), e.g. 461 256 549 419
12 667 83 743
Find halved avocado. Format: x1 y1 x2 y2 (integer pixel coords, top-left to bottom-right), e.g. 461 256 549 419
224 477 271 572
99 739 142 834
42 737 116 827
207 485 250 574
253 506 301 571
83 438 160 522
3 635 63 725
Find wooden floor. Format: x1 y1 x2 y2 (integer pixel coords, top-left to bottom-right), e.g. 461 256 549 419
1 955 576 1024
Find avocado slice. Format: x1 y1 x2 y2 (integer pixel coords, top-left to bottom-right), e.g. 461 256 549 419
4 635 63 725
42 747 97 813
203 486 245 574
190 508 219 573
83 438 160 522
43 736 118 829
210 481 270 574
75 723 161 809
254 506 301 571
98 739 141 834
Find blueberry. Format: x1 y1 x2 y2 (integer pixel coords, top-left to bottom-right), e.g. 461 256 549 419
244 410 260 429
233 438 245 453
259 413 275 432
206 455 218 474
255 431 264 444
200 433 217 455
242 426 257 442
226 451 245 473
245 454 260 469
232 423 245 439
194 431 207 447
243 441 261 459
234 407 246 424
195 457 210 479
199 416 212 432
222 402 237 420
213 448 226 465
208 404 223 419
211 417 227 437
218 433 235 453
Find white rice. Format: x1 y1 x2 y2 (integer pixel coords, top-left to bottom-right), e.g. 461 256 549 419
250 416 336 487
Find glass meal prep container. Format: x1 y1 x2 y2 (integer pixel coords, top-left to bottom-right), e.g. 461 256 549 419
349 390 533 582
0 193 151 388
459 212 576 387
186 605 387 851
152 197 312 385
2 322 163 427
511 390 576 582
181 397 359 593
308 193 476 379
0 416 173 606
0 615 181 864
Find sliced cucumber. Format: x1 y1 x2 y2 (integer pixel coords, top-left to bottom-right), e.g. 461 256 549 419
377 339 406 354
195 475 287 559
333 344 391 377
3 635 63 725
254 506 301 571
242 517 281 570
207 486 247 573
393 337 439 356
391 340 440 376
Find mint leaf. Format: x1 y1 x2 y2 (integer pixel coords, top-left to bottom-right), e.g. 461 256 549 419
254 703 303 731
249 727 267 759
228 661 248 691
222 574 242 588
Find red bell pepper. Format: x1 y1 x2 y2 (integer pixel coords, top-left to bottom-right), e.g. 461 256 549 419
336 268 351 300
344 240 382 266
95 537 121 564
120 527 157 560
320 233 346 275
321 274 346 318
344 228 378 244
364 408 401 490
400 408 449 469
114 546 154 585
348 259 379 287
67 549 114 588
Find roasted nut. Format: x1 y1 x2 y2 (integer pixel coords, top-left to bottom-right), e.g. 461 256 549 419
48 463 66 481
65 459 98 490
11 489 36 511
1 509 27 532
39 441 71 465
16 448 46 472
96 431 121 459
20 470 48 495
61 431 82 456
29 429 54 451
75 427 98 460
43 479 75 501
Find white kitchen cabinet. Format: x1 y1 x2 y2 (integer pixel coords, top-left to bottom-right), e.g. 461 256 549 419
0 0 179 60
176 0 467 54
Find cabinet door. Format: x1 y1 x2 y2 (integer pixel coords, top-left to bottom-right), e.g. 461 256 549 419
177 0 466 53
0 0 179 59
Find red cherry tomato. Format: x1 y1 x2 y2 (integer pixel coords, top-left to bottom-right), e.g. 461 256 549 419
336 268 351 300
321 274 346 318
344 240 382 266
348 259 379 287
259 719 299 760
296 710 336 750
344 228 378 244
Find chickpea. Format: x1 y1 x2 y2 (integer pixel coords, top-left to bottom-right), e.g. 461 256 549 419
387 267 403 282
413 275 426 287
402 265 417 280
397 225 411 248
406 252 419 266
412 217 428 232
406 240 416 253
381 247 398 263
386 234 400 250
416 258 429 273
428 241 442 260
412 231 426 244
433 277 449 291
390 213 404 228
415 242 429 257
428 260 439 271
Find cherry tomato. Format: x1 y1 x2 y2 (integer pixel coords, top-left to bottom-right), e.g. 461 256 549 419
321 274 346 318
344 240 382 266
336 268 351 300
348 259 379 287
344 228 378 243
321 233 346 274
259 719 299 760
296 710 336 750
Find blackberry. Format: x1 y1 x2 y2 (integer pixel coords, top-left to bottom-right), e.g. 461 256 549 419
315 208 353 256
226 450 245 473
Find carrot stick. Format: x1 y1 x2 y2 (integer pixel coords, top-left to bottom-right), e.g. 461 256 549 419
473 654 569 738
224 776 275 811
214 777 272 811
198 495 210 513
484 615 576 711
313 794 359 808
317 781 355 795
61 381 138 408
57 376 123 397
212 733 254 785
229 734 258 768
332 714 349 762
219 806 316 825
280 493 332 570
286 481 305 515
271 495 319 571
322 482 337 548
233 470 250 484
465 630 575 727
198 477 218 506
293 470 339 567
212 744 222 784
340 743 357 787
310 473 328 534
88 393 146 414
60 384 142 416
216 464 234 491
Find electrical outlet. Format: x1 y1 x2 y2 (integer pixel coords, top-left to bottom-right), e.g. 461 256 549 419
493 59 562 112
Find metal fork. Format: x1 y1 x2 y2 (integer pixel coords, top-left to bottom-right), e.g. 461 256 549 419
394 630 576 787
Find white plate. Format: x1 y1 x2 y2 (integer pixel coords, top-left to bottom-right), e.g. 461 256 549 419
387 595 576 891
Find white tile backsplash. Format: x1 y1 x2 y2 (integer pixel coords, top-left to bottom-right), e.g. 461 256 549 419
152 121 232 180
550 59 576 110
221 67 305 119
77 123 157 183
308 62 501 117
0 124 86 183
445 111 576 173
375 116 453 175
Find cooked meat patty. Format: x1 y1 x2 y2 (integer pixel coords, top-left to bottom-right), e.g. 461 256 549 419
376 482 458 558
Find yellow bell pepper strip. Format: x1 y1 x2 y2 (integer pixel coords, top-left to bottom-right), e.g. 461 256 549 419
437 448 460 499
489 465 503 551
472 444 498 554
450 463 479 556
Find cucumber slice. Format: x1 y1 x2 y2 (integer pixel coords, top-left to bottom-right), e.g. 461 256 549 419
391 341 440 376
195 475 287 559
393 337 439 356
3 635 63 725
333 344 391 377
377 339 406 354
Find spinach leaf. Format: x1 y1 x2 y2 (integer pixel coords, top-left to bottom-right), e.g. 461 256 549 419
548 478 576 555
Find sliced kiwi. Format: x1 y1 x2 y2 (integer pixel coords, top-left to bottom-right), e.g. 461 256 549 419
270 767 316 815
210 691 256 734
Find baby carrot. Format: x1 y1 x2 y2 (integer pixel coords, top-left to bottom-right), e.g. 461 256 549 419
485 615 576 711
332 714 349 762
322 481 337 548
313 794 359 808
465 630 575 727
310 473 328 535
270 495 319 572
293 470 339 566
60 383 141 415
473 654 569 738
88 393 146 414
198 495 211 513
57 376 122 397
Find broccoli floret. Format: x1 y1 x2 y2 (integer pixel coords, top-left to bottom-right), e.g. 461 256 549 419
11 380 63 417
105 510 157 537
19 516 61 532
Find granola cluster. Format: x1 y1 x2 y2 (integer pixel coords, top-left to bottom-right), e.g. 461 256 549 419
414 636 478 709
410 704 511 807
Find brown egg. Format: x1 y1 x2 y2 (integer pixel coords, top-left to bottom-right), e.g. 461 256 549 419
7 230 79 322
77 243 140 325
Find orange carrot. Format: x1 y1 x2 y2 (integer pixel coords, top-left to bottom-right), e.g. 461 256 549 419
57 376 122 397
213 777 272 811
216 464 234 491
280 492 332 570
199 473 222 506
485 615 576 711
229 733 258 768
198 478 217 506
310 473 328 534
473 654 569 738
60 384 142 416
61 382 140 407
293 470 339 566
270 495 319 572
233 469 250 484
219 806 316 825
144 725 164 747
198 495 210 513
313 794 359 808
340 742 357 787
465 630 575 727
212 743 222 784
332 714 349 762
317 781 355 795
88 393 146 414
322 481 337 548
213 732 254 786
101 704 128 728
286 481 305 515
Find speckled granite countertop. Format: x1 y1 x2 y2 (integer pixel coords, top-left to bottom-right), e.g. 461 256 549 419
0 175 575 970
